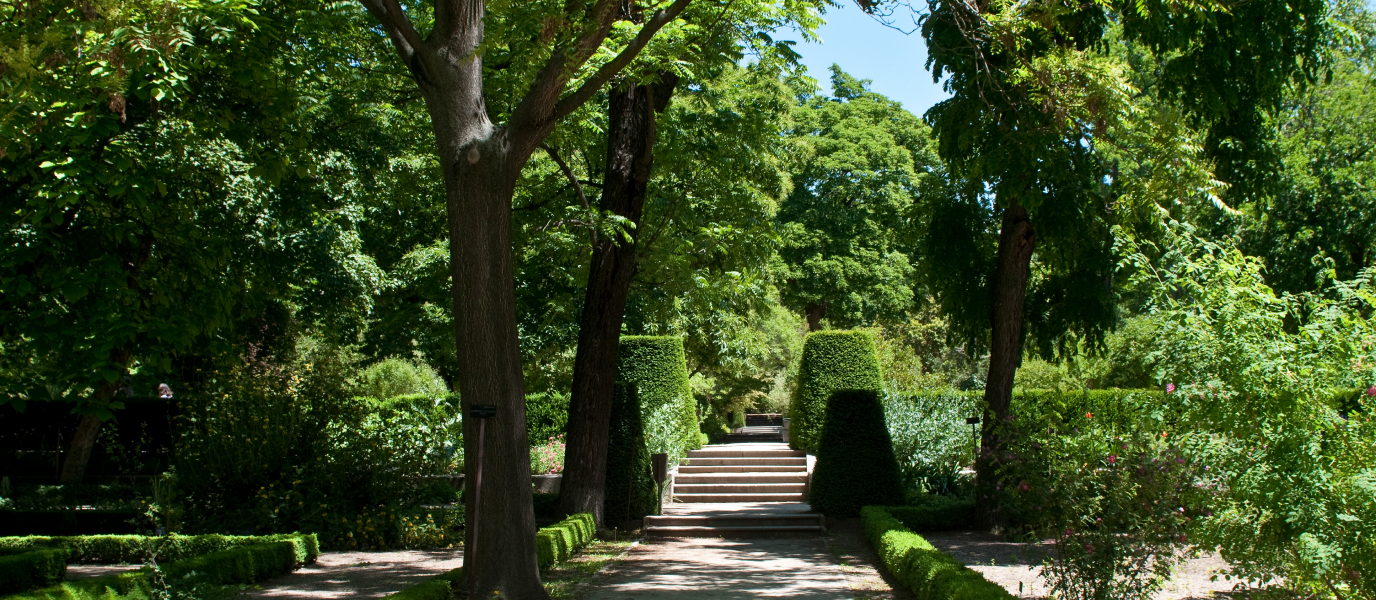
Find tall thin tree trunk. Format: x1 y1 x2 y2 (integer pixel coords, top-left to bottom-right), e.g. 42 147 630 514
561 74 677 528
59 349 130 483
976 203 1034 530
805 301 826 331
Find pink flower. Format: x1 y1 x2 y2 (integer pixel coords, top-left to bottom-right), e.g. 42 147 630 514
1107 455 1117 464
1018 481 1030 492
1367 386 1376 397
1166 383 1176 393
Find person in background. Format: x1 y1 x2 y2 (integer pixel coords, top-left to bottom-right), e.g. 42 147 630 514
158 383 173 399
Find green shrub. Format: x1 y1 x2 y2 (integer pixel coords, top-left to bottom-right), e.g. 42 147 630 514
788 331 882 453
808 390 903 517
886 496 975 531
883 390 980 499
616 336 701 462
0 534 318 565
355 358 450 400
4 536 313 599
535 513 595 570
860 506 1014 599
4 571 152 600
161 541 298 585
526 392 570 445
0 550 68 594
603 384 656 524
177 387 461 549
380 567 463 600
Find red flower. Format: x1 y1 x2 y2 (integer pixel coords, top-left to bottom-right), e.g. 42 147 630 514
1107 455 1117 464
1086 412 1093 419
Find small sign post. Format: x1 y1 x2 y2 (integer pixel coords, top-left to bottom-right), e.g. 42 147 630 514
966 416 981 439
651 453 669 516
467 404 496 599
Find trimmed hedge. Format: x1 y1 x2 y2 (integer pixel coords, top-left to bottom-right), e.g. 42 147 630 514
381 567 463 600
860 506 1013 599
789 331 883 453
887 496 976 531
603 384 656 524
3 536 314 599
808 390 903 517
160 541 301 585
526 392 570 444
536 513 595 570
616 336 701 461
0 550 68 595
0 533 319 565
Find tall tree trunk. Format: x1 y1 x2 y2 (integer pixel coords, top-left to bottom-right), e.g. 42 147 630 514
357 0 692 594
805 301 826 331
976 203 1035 530
59 349 131 484
560 74 677 528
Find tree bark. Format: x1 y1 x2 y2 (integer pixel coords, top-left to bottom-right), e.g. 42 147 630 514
976 203 1035 530
355 0 691 594
805 301 826 331
560 74 677 528
59 349 131 484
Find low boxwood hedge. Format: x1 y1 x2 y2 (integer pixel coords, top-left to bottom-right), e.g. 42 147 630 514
0 550 68 595
0 533 319 565
860 506 1013 599
2 537 311 599
887 496 976 531
536 513 594 570
381 567 463 600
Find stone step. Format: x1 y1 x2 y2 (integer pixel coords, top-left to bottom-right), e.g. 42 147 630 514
674 482 806 494
687 448 804 458
675 473 808 484
643 525 823 538
682 457 805 467
678 465 806 474
723 433 784 443
645 514 820 527
674 492 806 502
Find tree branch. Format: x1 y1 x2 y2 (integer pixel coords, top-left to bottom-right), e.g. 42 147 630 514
542 143 597 246
551 0 694 122
358 0 425 67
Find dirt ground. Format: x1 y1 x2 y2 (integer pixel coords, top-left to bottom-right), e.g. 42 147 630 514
920 530 1254 599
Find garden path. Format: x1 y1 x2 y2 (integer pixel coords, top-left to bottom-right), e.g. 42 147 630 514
238 549 463 599
575 537 853 600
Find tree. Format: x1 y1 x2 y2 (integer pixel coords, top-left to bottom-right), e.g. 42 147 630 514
909 0 1328 525
777 66 938 331
558 4 821 526
352 0 698 593
0 0 383 481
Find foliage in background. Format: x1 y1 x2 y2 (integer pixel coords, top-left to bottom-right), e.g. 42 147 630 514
776 67 938 330
788 330 883 453
175 349 460 549
353 358 449 401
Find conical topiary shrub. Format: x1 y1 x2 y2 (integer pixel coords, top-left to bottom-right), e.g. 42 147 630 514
603 383 656 524
788 330 883 453
616 336 702 461
808 389 904 517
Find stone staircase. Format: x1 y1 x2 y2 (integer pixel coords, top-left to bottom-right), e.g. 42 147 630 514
722 413 784 443
644 442 823 537
673 443 807 502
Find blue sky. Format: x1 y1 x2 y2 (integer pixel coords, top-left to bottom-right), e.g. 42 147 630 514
788 3 949 116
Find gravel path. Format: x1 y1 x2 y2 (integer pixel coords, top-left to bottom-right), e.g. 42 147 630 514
577 537 852 599
920 531 1241 599
240 549 464 599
